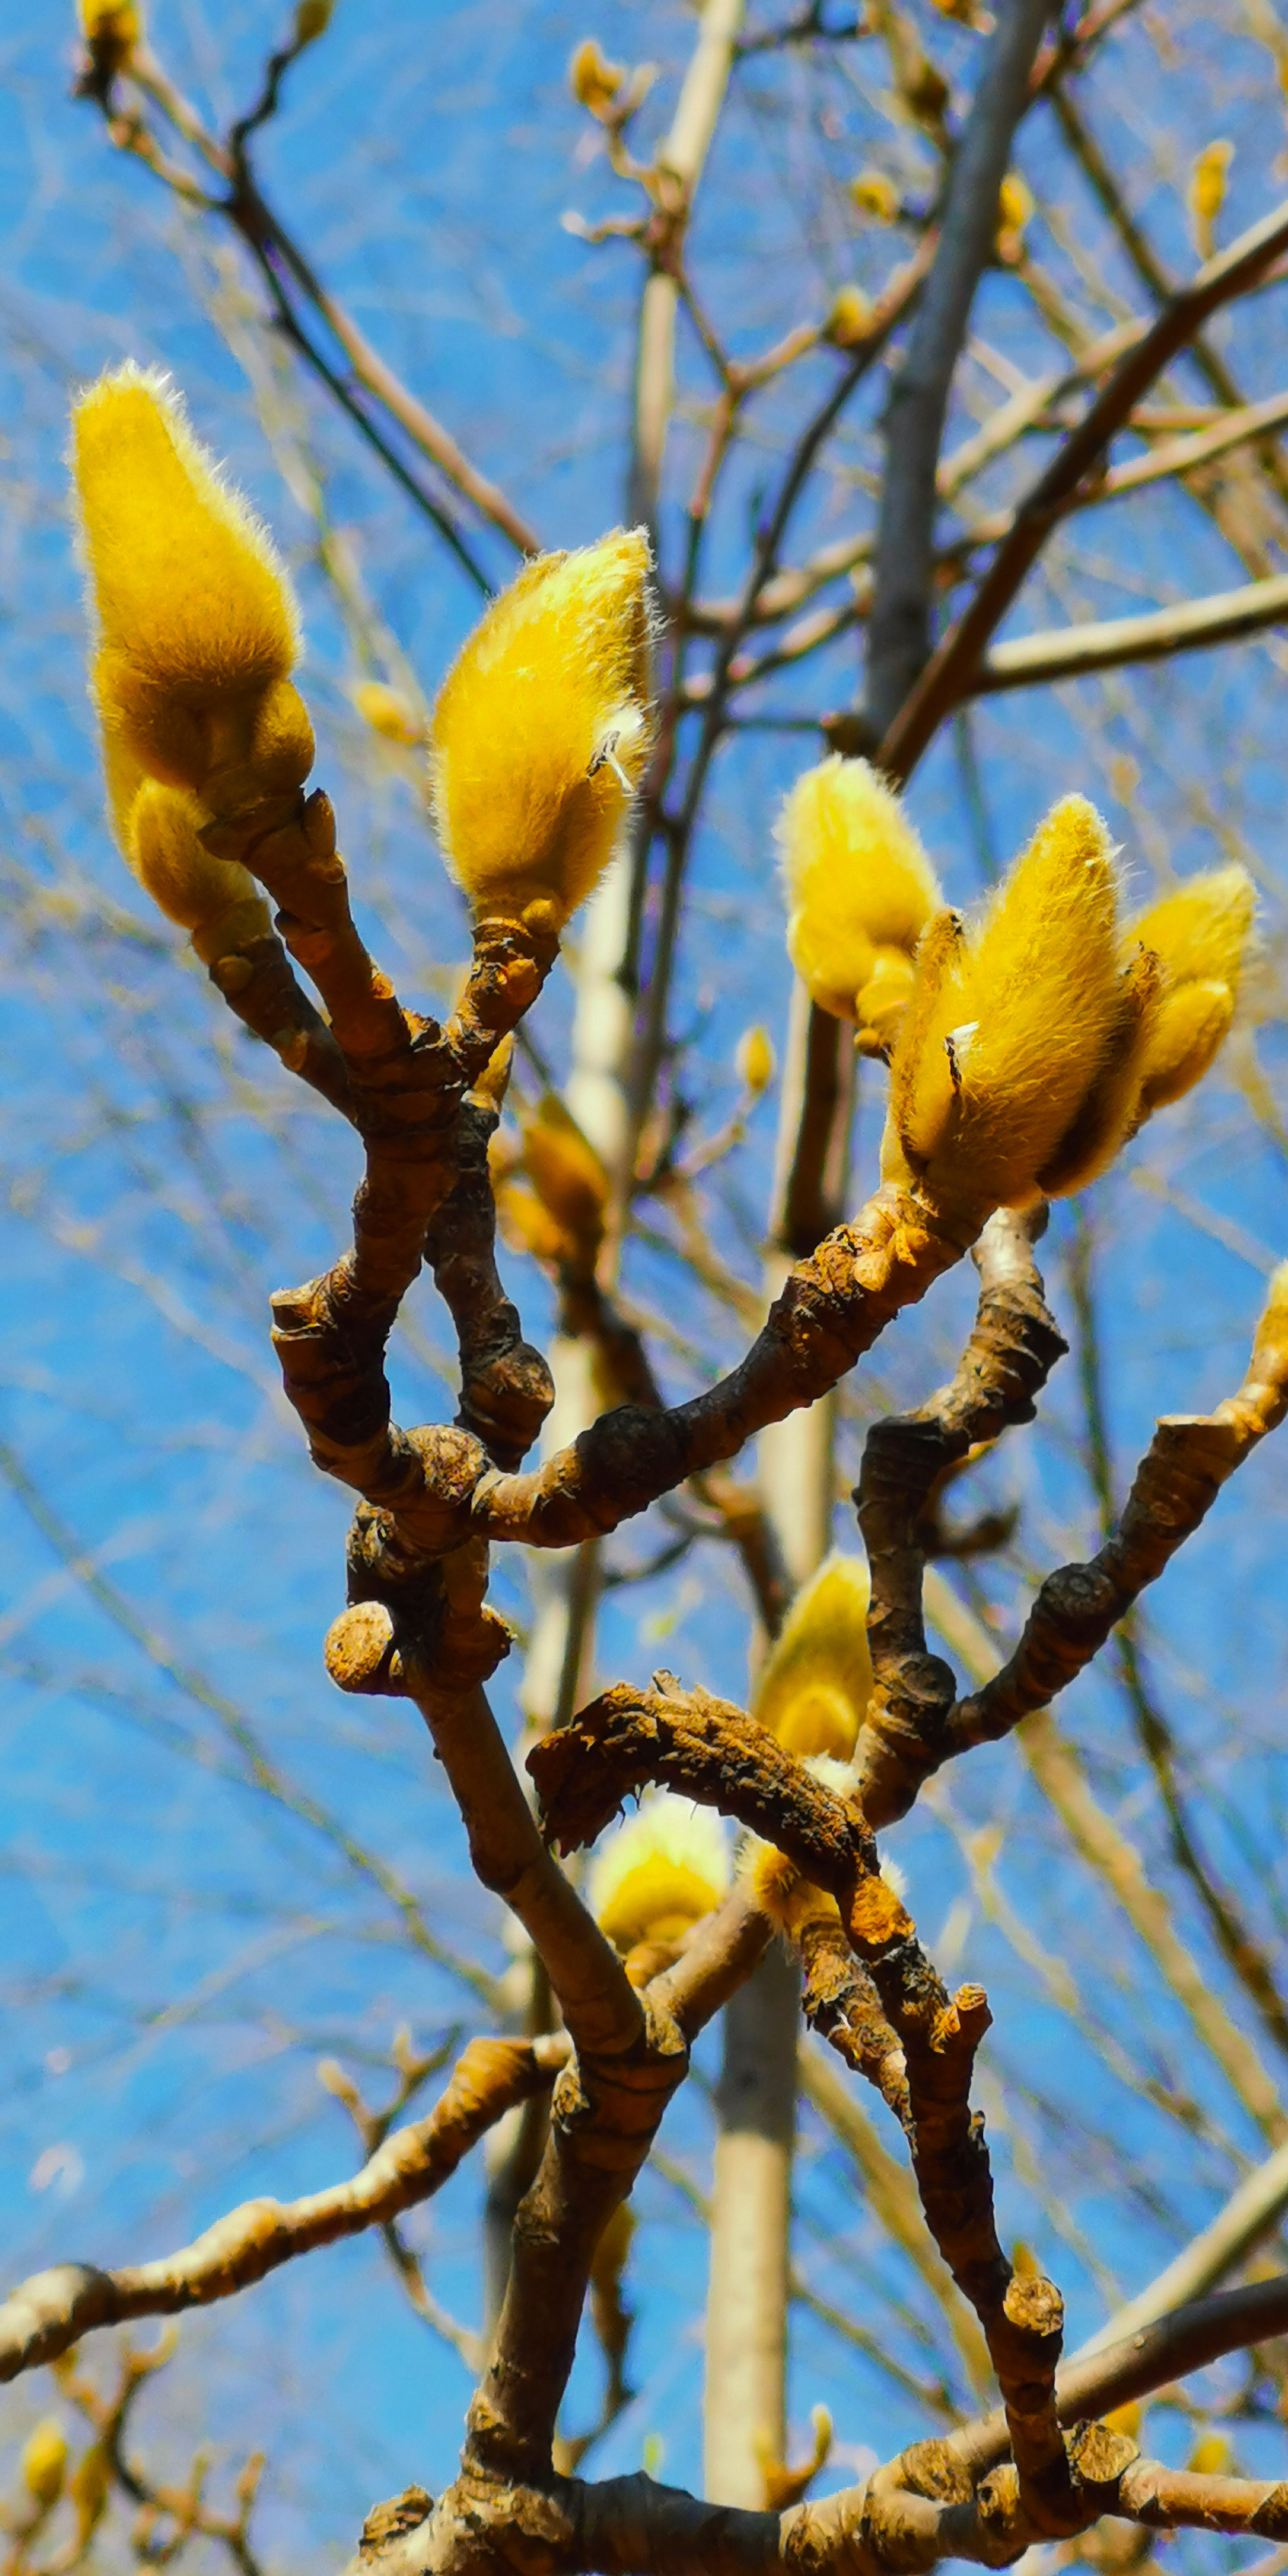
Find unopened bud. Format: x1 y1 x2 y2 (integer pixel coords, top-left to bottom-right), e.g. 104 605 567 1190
21 2421 68 2510
736 1024 775 1095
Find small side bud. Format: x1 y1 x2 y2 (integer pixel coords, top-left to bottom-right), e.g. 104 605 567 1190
1189 139 1233 260
352 678 424 747
570 36 625 117
126 781 271 963
753 1553 873 1760
777 754 941 1046
849 171 899 222
294 0 335 42
70 2447 109 2546
78 1 142 77
996 171 1033 266
20 2421 68 2510
822 285 873 349
736 1024 775 1095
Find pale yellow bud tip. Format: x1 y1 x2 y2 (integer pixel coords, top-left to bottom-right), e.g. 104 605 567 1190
737 1024 775 1095
570 37 626 115
777 756 941 1044
429 529 655 929
21 2421 68 2510
823 286 873 349
352 679 424 747
754 1552 873 1760
849 171 899 222
590 1793 729 1951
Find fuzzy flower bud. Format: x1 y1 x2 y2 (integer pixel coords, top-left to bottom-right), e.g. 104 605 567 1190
70 2446 109 2546
429 530 655 931
570 37 626 116
1126 864 1255 1116
777 755 942 1049
996 171 1033 266
883 794 1137 1222
753 1553 873 1763
71 363 313 819
520 1094 610 1241
127 780 271 964
590 1792 730 1952
294 0 335 42
20 2421 68 2510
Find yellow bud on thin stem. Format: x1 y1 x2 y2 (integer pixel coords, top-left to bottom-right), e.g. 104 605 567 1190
520 1094 610 1241
78 1 142 73
1190 140 1233 260
21 2421 68 2511
849 171 899 222
777 755 941 1037
352 678 424 748
71 363 312 816
736 1024 775 1095
429 530 655 929
823 285 873 349
753 1551 873 1760
1127 864 1254 1116
570 37 626 116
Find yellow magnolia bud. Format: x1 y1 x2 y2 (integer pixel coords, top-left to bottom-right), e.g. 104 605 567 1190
71 364 312 817
429 530 655 929
1102 2400 1142 2441
352 679 424 747
1126 865 1255 1116
1251 1261 1288 1389
777 756 942 1041
570 36 625 116
494 1178 573 1270
823 285 873 349
590 2197 636 2291
126 780 271 963
294 0 335 41
20 2420 68 2510
590 1792 729 1951
1190 140 1233 260
78 0 141 73
520 1094 610 1242
472 1030 515 1111
70 2445 109 2544
1010 2239 1039 2279
1188 2431 1232 2478
883 795 1130 1222
736 1024 775 1095
753 1553 873 1762
849 171 899 222
996 171 1033 266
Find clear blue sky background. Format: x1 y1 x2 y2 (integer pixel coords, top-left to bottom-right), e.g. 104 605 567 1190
2 2 1288 2563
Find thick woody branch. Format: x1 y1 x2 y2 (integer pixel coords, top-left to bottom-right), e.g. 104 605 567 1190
413 1681 645 2064
854 1206 1067 1829
423 1092 555 1472
953 1277 1288 1754
881 195 1288 776
0 2034 567 2383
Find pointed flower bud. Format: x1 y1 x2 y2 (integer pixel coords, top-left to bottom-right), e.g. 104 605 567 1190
777 755 942 1050
1126 864 1255 1116
883 794 1135 1222
737 1024 775 1095
849 171 899 222
823 285 873 349
71 364 312 818
429 530 655 930
520 1093 610 1243
753 1552 873 1763
70 2445 109 2545
21 2421 68 2510
1190 141 1233 260
590 1792 729 1952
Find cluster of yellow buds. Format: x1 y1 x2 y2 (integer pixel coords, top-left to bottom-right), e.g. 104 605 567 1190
880 797 1255 1226
590 1792 730 1952
777 757 943 1053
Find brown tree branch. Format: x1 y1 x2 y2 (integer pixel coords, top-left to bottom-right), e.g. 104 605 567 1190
880 196 1288 776
972 573 1288 693
0 2035 567 2383
865 0 1057 734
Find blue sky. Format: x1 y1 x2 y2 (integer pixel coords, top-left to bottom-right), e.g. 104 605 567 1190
2 1 1288 2562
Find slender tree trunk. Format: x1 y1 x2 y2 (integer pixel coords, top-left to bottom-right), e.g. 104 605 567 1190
703 984 853 2503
